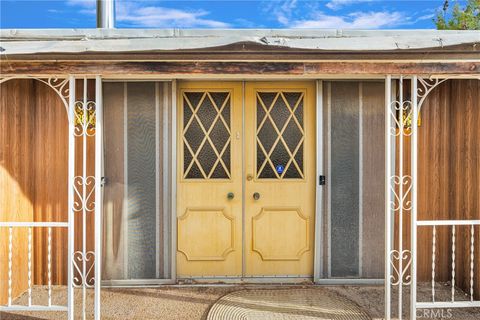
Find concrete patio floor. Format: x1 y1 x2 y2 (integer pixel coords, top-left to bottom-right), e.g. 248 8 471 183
1 284 479 319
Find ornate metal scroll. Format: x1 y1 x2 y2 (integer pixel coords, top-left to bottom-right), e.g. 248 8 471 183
68 76 102 320
0 76 70 116
386 75 416 320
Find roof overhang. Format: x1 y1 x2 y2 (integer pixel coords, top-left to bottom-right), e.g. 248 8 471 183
1 29 479 58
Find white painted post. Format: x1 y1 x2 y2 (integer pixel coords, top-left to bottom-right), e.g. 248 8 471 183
410 75 418 320
385 75 392 320
314 80 324 282
67 75 76 320
94 75 103 320
82 77 87 320
398 76 404 320
171 80 177 282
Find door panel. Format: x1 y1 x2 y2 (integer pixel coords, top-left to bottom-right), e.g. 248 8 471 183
244 82 316 276
177 81 315 278
177 82 242 277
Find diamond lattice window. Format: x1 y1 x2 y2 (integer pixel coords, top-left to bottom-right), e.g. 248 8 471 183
183 91 231 179
256 91 304 179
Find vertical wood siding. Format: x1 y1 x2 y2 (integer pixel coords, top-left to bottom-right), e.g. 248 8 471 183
0 79 69 304
0 80 36 305
416 79 480 298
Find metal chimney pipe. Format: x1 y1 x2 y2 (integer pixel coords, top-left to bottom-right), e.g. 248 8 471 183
97 0 115 28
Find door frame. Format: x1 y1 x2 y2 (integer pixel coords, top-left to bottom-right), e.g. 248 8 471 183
314 80 324 283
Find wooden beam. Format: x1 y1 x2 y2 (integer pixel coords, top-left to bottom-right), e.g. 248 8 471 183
1 61 479 76
3 47 480 62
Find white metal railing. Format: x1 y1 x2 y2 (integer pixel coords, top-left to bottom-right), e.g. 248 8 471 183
0 76 102 319
384 75 480 320
0 222 69 312
415 219 480 309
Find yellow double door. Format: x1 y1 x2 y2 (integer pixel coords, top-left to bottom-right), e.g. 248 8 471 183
177 81 315 278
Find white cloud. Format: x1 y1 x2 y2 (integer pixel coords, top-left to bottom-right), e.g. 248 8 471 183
414 13 435 22
326 0 376 11
66 0 96 9
277 0 298 25
66 0 96 15
287 11 406 29
269 0 405 29
67 0 230 28
265 0 300 26
66 0 97 16
116 2 230 28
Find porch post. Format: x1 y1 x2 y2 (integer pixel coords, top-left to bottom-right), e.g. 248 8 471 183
384 75 392 320
67 75 76 320
410 75 418 320
171 80 177 282
94 75 103 320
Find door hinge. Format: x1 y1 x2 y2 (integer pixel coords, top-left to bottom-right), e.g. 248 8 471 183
319 175 326 186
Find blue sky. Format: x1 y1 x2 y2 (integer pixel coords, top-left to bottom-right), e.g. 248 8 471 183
0 0 463 29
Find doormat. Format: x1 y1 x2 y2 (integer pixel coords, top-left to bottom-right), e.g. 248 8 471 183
207 288 371 320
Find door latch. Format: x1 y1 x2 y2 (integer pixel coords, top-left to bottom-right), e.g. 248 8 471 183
319 175 326 186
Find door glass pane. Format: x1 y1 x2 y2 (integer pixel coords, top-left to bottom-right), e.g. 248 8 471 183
183 91 231 179
256 91 304 179
103 82 172 281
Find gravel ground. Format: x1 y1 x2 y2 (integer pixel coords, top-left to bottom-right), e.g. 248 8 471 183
1 283 479 320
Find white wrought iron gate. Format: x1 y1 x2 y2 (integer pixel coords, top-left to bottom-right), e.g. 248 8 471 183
384 75 480 320
0 75 103 320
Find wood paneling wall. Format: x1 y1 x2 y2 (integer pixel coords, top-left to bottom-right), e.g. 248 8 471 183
32 80 69 287
0 79 69 304
0 80 36 305
416 79 480 298
447 79 479 299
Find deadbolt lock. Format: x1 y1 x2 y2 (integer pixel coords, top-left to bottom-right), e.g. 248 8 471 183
227 192 235 200
253 192 260 200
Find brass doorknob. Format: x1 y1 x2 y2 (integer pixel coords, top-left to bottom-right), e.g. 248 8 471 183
253 192 260 200
246 174 253 181
227 192 235 200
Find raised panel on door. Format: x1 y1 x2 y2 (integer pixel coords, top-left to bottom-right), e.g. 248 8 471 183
177 82 243 277
244 82 316 277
